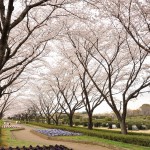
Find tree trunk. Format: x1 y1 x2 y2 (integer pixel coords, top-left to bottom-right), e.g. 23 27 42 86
55 117 59 125
0 112 3 119
53 119 58 125
47 117 51 124
35 117 39 123
88 112 93 130
120 119 127 134
55 120 59 125
69 115 73 127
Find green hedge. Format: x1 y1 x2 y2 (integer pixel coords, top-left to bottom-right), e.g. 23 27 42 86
29 122 150 147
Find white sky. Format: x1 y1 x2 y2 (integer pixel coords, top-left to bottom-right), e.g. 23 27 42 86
5 93 150 117
91 93 150 114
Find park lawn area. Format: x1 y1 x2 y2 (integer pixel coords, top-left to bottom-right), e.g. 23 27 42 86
1 128 39 147
49 135 150 150
1 123 150 150
29 123 150 150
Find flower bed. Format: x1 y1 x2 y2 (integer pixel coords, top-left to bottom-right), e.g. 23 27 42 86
2 125 23 129
34 129 82 137
0 145 73 150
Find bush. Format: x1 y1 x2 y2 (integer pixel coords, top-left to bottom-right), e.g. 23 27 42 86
93 122 101 127
127 123 148 130
127 124 132 130
116 123 120 128
101 123 107 127
74 122 80 126
82 122 88 127
146 116 150 120
146 124 150 129
108 123 112 129
105 117 112 122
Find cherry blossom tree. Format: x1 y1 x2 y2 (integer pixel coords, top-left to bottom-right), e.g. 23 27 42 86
57 1 150 134
60 44 104 130
0 0 82 118
85 0 150 53
47 62 84 127
23 83 63 125
103 0 150 53
72 30 150 134
0 91 13 119
0 0 71 100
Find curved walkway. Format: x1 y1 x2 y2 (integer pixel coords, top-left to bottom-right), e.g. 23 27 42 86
11 124 112 150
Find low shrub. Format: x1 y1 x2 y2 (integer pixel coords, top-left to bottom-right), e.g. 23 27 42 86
146 116 150 120
93 122 101 127
136 124 146 130
105 117 112 122
101 123 107 127
127 123 148 130
82 122 88 127
108 123 112 129
127 124 132 130
74 122 80 126
116 123 120 128
146 124 150 129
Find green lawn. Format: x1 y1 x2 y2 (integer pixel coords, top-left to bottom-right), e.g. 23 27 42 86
1 128 39 147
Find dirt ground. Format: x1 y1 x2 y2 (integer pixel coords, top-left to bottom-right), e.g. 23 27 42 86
11 124 112 150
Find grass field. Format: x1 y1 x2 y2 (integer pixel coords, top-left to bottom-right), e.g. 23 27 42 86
1 128 38 147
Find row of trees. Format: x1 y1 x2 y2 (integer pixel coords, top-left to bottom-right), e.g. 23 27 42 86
0 0 76 118
0 0 150 135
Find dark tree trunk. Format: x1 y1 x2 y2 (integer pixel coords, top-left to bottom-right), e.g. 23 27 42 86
53 119 58 125
113 106 128 134
120 119 127 134
0 112 3 119
55 117 59 125
69 115 73 127
25 114 28 122
88 112 93 130
120 104 128 134
47 117 51 124
35 117 39 123
55 120 59 125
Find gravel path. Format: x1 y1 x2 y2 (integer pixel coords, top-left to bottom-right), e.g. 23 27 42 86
11 124 112 150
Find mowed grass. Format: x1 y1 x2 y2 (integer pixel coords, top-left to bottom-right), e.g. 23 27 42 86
1 128 40 148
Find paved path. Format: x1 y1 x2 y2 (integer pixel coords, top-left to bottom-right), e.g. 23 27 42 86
11 124 112 150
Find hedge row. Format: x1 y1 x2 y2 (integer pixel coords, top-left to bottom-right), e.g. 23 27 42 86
29 122 150 147
75 121 150 130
